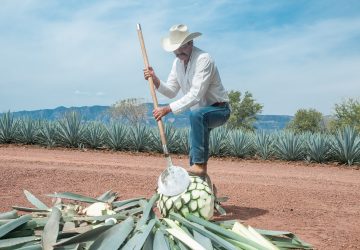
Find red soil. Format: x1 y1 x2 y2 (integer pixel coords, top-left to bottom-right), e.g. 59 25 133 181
0 144 359 249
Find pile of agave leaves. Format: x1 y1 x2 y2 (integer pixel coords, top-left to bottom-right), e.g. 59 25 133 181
0 190 313 250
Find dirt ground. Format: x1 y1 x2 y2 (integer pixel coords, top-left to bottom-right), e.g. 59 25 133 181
0 145 359 250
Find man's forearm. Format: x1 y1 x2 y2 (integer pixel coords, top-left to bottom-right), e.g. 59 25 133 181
165 105 172 114
152 76 160 88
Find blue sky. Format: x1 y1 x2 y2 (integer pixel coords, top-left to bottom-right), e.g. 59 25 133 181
1 0 359 115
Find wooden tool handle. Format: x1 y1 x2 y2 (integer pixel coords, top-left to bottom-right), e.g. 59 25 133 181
137 24 169 155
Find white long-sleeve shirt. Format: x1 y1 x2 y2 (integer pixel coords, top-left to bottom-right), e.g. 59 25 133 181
157 46 229 115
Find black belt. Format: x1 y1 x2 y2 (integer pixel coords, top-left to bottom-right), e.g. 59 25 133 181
211 102 228 108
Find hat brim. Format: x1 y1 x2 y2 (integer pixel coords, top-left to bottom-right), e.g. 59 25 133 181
161 32 202 52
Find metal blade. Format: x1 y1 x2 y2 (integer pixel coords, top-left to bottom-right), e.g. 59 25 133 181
157 166 190 196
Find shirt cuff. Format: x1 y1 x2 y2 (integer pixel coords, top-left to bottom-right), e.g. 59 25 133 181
169 101 183 115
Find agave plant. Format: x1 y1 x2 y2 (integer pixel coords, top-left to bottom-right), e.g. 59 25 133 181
56 112 85 148
0 190 313 249
151 124 179 153
175 128 190 155
128 123 152 152
304 133 332 163
227 129 254 158
254 130 274 160
273 131 305 161
104 122 129 151
209 127 229 156
0 111 18 143
37 121 57 148
331 126 360 165
16 118 39 145
83 122 105 149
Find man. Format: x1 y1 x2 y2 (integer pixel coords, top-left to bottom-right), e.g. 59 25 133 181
144 24 230 178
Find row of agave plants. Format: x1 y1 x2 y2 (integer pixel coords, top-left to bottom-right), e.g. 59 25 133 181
1 111 359 166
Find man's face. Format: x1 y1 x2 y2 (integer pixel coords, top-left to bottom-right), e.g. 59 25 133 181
174 41 193 62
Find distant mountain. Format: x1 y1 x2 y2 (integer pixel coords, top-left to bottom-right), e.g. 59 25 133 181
7 104 292 130
12 105 111 122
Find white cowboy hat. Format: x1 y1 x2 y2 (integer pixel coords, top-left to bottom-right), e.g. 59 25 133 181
161 24 202 52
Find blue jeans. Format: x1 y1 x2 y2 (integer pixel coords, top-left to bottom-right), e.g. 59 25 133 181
189 103 230 165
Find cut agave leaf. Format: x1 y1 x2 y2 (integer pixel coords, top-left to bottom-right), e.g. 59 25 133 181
88 217 134 250
169 213 237 250
53 243 80 250
214 220 237 229
133 219 156 250
112 197 146 208
166 228 206 250
180 225 193 238
256 228 313 249
54 225 112 247
24 190 49 210
62 222 75 232
114 200 142 212
17 244 42 250
57 231 78 239
47 192 101 203
232 222 278 250
121 219 156 250
120 232 141 250
223 237 259 250
0 210 18 220
214 203 227 215
185 214 269 250
162 218 179 229
153 229 170 250
178 240 189 250
193 225 214 250
12 206 50 213
167 236 177 250
135 193 159 230
2 229 34 238
96 190 117 203
142 227 154 250
0 214 32 238
21 219 47 230
163 218 206 250
271 240 313 249
119 206 143 217
0 236 39 248
41 207 61 250
215 196 229 203
247 225 278 250
61 224 93 234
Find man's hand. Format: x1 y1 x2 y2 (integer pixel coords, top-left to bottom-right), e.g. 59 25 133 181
153 105 172 121
143 66 160 88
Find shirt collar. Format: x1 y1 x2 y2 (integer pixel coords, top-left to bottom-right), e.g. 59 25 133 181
181 46 198 67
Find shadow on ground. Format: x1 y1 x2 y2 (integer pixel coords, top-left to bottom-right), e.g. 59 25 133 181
214 205 268 221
